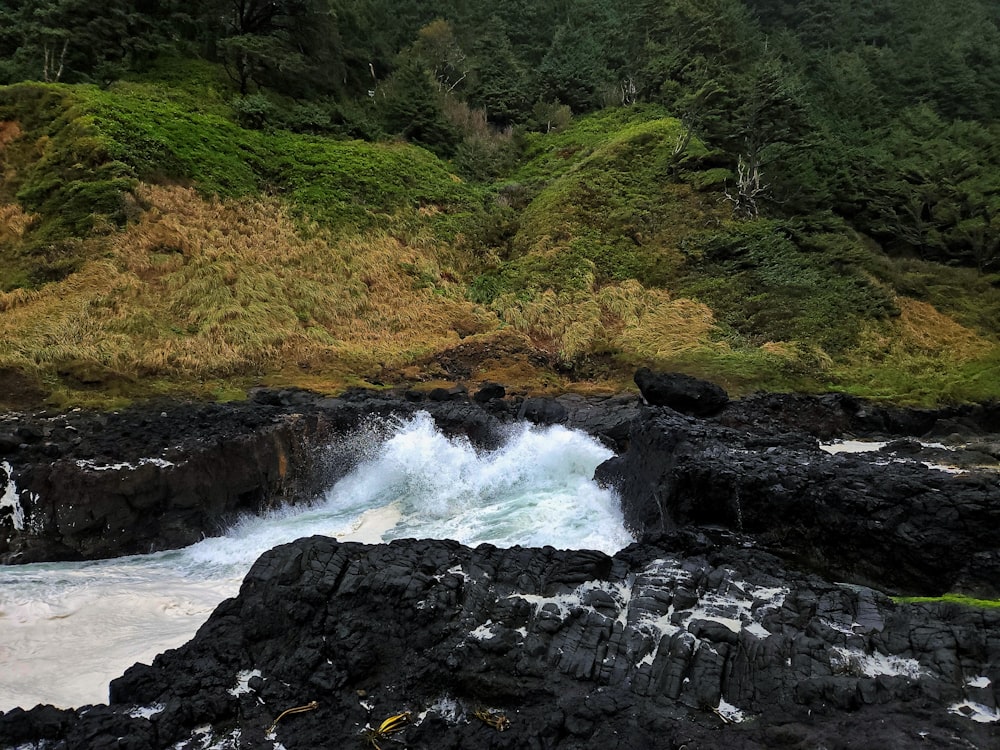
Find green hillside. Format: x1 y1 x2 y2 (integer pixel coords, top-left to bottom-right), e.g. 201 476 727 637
0 1 998 408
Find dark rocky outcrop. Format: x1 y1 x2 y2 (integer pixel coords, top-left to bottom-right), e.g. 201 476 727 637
473 382 506 403
595 405 1000 597
634 368 729 416
2 374 999 748
2 534 997 749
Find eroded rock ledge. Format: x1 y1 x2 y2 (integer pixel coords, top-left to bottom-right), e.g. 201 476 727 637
2 382 997 571
1 534 997 749
595 403 1000 597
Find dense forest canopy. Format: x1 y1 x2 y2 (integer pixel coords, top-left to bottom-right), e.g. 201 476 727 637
1 0 997 270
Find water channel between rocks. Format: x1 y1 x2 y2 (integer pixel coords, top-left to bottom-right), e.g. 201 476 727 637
0 413 633 711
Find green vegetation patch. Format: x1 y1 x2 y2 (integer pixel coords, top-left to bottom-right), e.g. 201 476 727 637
83 82 484 233
894 593 1000 609
0 84 137 287
0 81 490 292
828 344 1000 406
473 107 728 301
678 221 899 352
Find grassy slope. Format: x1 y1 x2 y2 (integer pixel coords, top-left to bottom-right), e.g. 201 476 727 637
476 107 1000 401
0 80 997 408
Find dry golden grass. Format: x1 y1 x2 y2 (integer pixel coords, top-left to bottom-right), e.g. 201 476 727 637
829 296 999 404
852 297 992 364
0 203 37 240
0 184 499 382
493 279 726 362
0 120 21 148
5 182 993 405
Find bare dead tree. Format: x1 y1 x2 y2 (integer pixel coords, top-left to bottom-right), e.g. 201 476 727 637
724 154 768 220
667 84 720 172
671 122 695 166
436 64 469 94
620 76 637 105
42 39 69 83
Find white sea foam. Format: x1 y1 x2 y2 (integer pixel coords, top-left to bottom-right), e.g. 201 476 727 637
820 440 970 473
228 669 262 697
178 725 246 750
820 439 955 455
416 696 462 724
821 617 861 635
830 647 927 679
716 698 748 723
948 700 1000 723
469 620 499 640
75 458 176 472
0 414 634 711
1 460 25 531
820 440 889 454
328 413 632 553
966 675 992 689
508 559 787 672
128 703 165 719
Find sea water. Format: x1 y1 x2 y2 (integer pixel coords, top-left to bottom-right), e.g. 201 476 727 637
0 413 633 711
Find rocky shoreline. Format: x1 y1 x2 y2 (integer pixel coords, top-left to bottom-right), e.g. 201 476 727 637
1 374 999 748
0 385 643 564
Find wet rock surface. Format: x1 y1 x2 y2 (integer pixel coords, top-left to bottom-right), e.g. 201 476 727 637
0 389 639 563
1 533 997 749
634 367 730 416
1 375 999 747
595 405 1000 597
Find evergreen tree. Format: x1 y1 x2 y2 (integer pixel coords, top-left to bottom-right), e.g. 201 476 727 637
537 23 610 112
466 24 532 125
0 0 182 84
379 59 458 155
203 0 343 96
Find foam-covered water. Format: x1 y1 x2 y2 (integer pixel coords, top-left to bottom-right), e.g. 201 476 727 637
0 414 632 710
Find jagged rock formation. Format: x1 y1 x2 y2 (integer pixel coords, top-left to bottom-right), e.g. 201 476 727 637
595 406 1000 598
1 375 999 748
1 533 997 749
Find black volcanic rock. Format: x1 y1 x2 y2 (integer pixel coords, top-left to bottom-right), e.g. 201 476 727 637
2 534 997 749
3 386 1000 748
473 382 506 403
517 396 569 425
595 405 1000 596
634 368 729 416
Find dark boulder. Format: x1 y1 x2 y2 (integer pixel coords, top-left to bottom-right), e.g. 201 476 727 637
517 397 568 425
428 384 468 402
473 382 506 403
0 433 20 454
634 368 729 416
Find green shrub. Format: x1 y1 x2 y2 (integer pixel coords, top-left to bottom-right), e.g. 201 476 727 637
679 220 898 351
